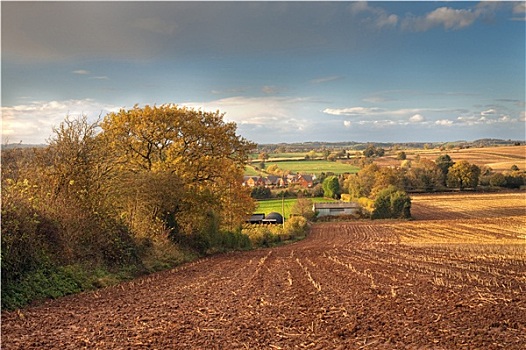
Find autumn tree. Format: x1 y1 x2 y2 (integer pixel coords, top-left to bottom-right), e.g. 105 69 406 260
343 163 379 199
447 160 481 190
371 167 405 197
291 196 315 220
100 104 255 237
363 144 384 157
406 159 444 192
258 152 269 161
396 151 407 160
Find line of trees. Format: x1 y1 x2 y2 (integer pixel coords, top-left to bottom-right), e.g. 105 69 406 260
1 105 256 309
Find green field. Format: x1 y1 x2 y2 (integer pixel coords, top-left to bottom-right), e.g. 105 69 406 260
244 164 263 176
263 160 359 176
250 152 319 160
255 197 336 218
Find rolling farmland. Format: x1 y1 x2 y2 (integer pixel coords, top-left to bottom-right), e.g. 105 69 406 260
377 145 526 172
2 192 525 349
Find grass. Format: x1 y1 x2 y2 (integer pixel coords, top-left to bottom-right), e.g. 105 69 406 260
244 164 263 176
256 197 337 218
250 152 318 160
263 160 359 176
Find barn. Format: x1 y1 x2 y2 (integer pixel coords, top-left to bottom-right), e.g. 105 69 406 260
246 212 284 225
313 202 361 217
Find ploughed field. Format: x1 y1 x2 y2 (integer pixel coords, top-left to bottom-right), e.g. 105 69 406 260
2 192 525 349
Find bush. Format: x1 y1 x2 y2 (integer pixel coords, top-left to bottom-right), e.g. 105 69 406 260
242 217 309 247
251 186 272 199
284 216 308 238
371 186 411 219
1 265 121 310
489 173 507 187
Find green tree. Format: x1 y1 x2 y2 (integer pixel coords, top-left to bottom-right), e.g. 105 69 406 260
371 185 411 219
435 154 454 180
322 175 341 199
447 161 481 190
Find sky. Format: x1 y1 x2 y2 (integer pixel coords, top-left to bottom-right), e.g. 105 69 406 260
2 1 525 145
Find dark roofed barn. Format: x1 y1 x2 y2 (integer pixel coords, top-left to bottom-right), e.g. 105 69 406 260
262 212 283 224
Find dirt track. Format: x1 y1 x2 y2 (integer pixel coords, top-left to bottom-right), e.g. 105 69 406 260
2 194 526 349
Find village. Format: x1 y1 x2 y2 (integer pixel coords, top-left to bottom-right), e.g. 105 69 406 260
242 173 315 188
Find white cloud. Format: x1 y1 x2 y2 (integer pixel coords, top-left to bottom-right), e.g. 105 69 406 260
519 111 526 122
310 75 343 84
181 96 316 138
323 106 463 119
513 2 526 14
512 2 526 21
343 121 352 128
481 108 497 116
89 76 110 80
409 114 425 123
323 107 385 116
72 70 90 75
377 14 399 28
402 6 489 31
348 2 398 29
348 2 369 15
1 99 121 144
435 119 453 126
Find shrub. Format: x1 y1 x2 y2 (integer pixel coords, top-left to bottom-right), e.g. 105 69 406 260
489 173 507 187
371 186 411 219
284 216 308 237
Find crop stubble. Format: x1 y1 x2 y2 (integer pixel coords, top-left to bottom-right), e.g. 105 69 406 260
2 192 525 349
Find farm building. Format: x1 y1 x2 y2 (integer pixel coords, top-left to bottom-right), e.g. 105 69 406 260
246 212 284 225
263 212 284 224
246 213 265 224
313 202 361 217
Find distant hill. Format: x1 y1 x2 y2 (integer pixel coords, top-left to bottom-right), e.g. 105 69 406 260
256 139 524 152
1 143 46 150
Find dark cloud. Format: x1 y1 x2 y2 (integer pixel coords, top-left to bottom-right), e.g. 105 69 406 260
2 2 365 62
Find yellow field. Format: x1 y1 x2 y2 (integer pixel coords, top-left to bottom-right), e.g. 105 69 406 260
376 145 526 172
393 192 526 247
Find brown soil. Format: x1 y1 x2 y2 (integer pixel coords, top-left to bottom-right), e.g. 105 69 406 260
2 193 525 349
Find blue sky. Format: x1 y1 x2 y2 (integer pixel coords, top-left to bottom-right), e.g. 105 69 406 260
2 1 525 144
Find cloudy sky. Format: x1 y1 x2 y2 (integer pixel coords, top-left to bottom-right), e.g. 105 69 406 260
2 1 525 144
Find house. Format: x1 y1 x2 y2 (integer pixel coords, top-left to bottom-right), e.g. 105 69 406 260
313 202 361 217
266 175 282 187
243 176 266 187
297 174 314 188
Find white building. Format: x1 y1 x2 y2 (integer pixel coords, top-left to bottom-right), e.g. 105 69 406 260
313 202 361 217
